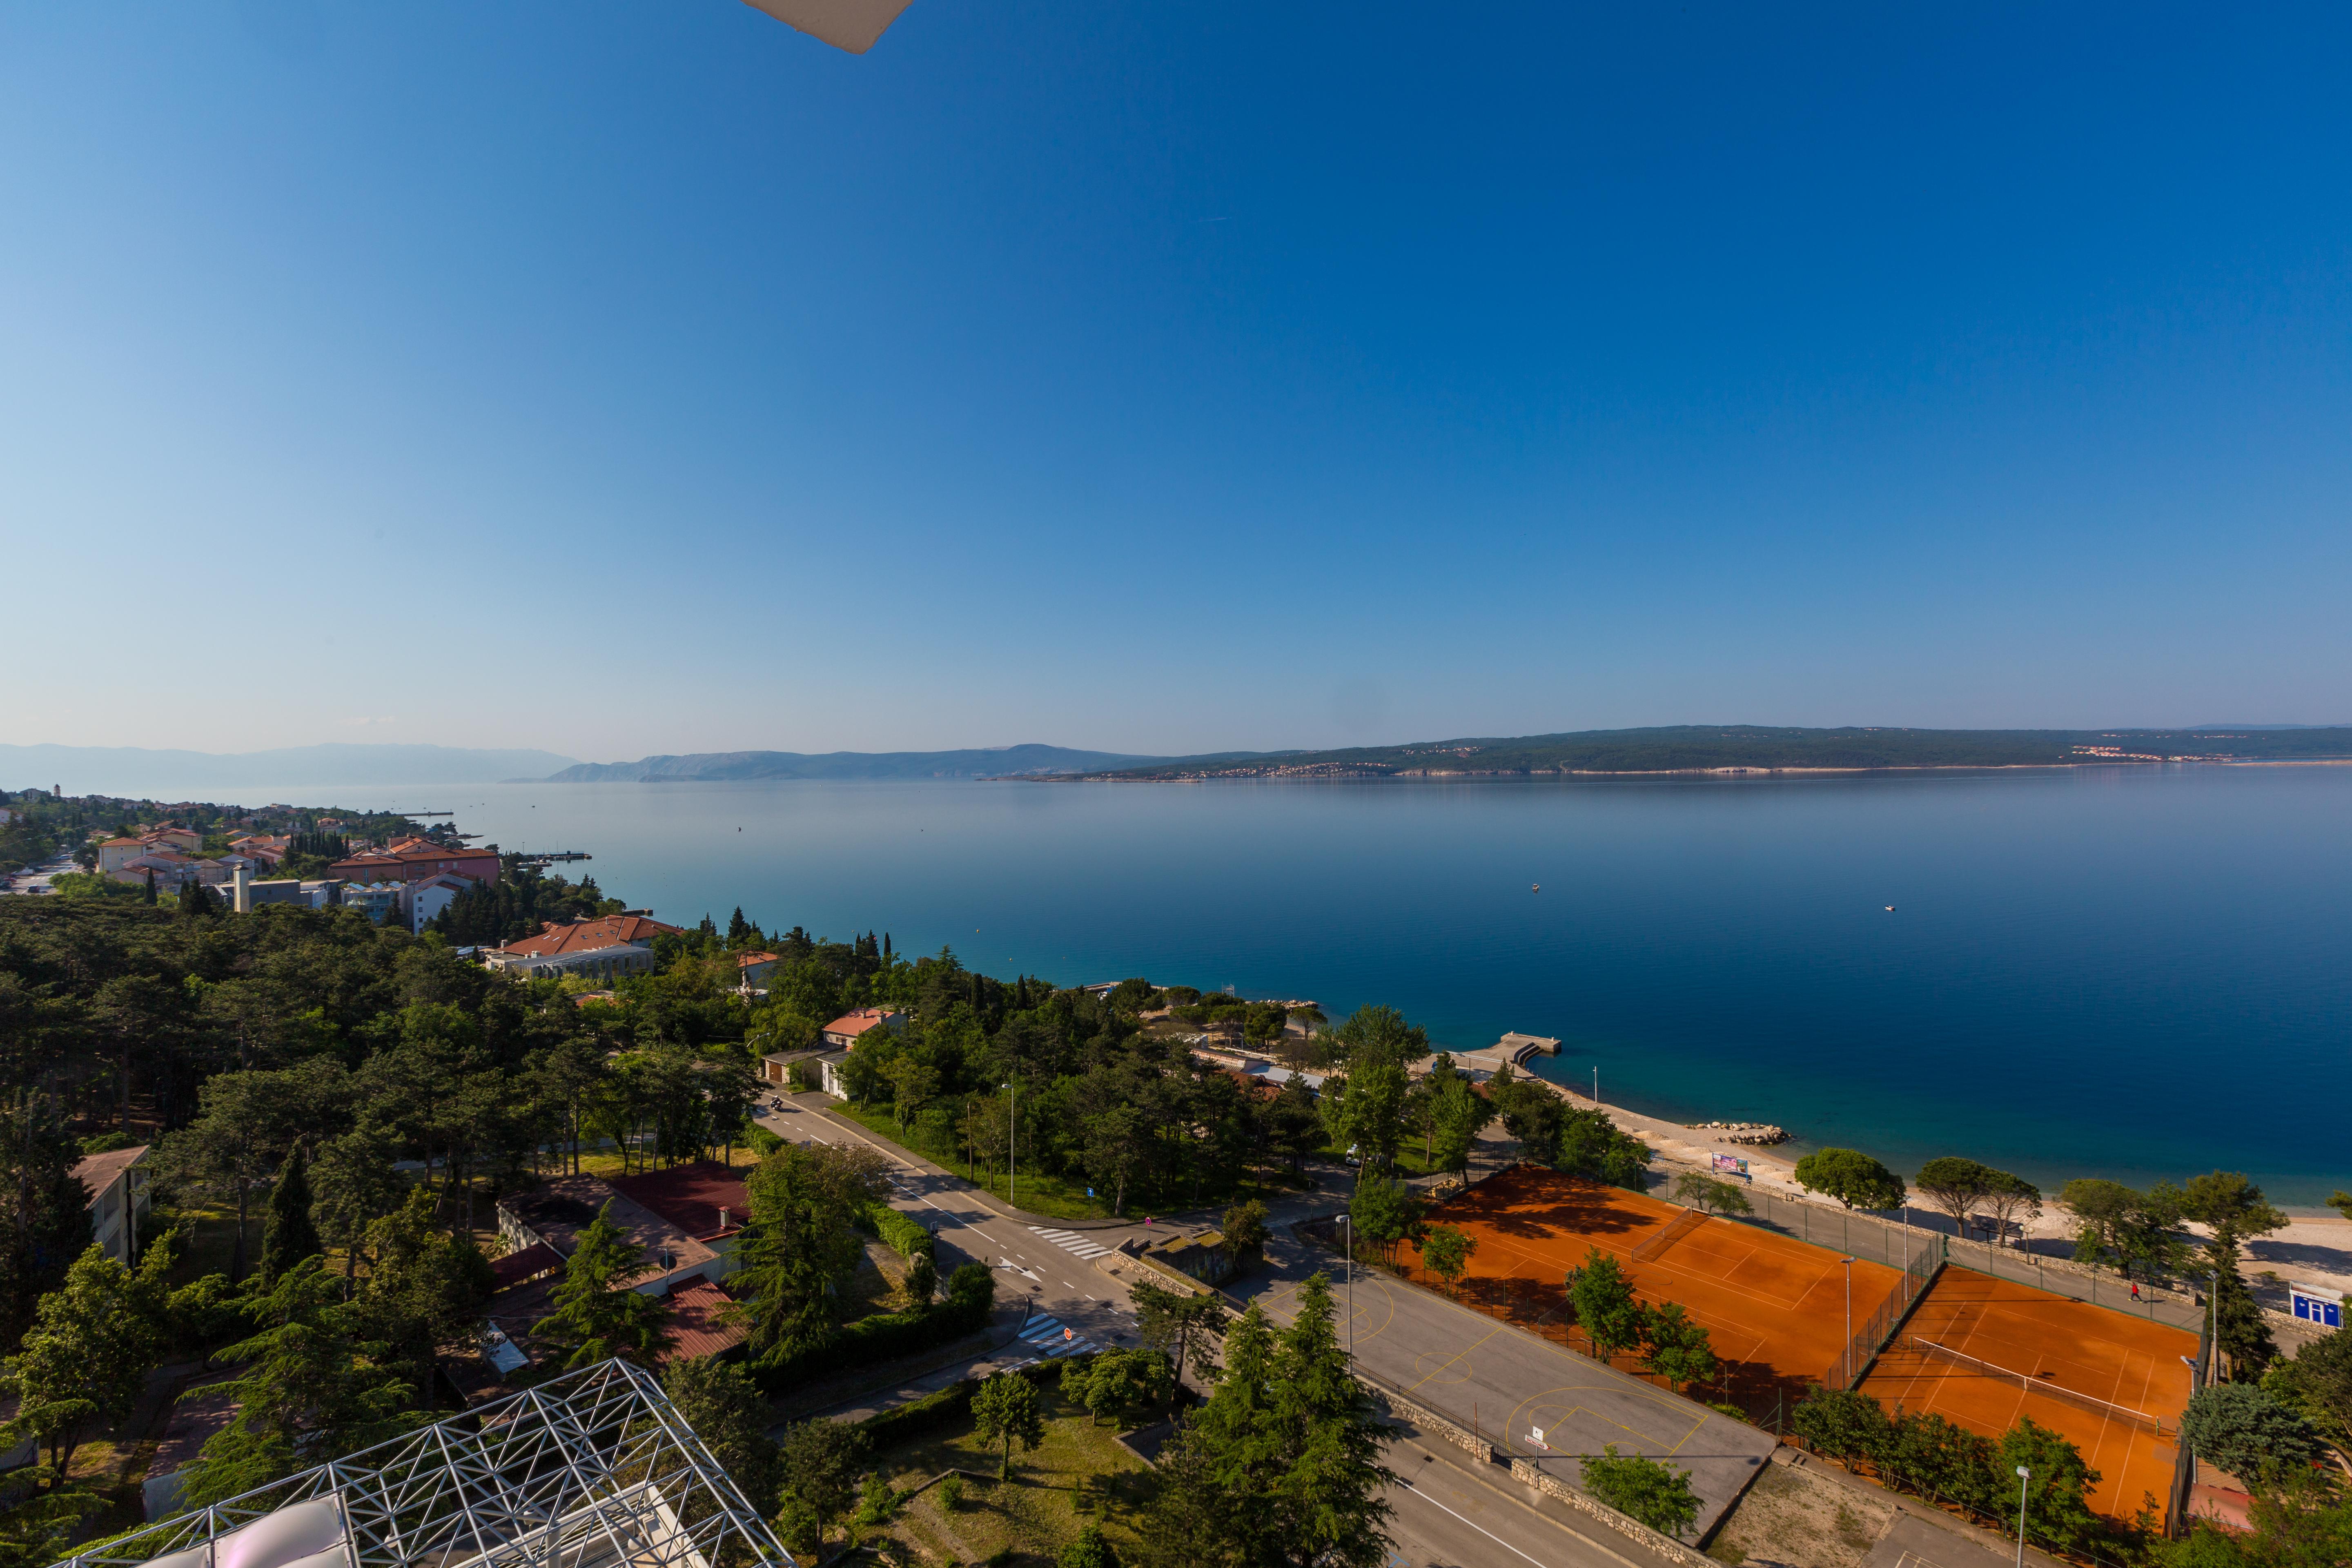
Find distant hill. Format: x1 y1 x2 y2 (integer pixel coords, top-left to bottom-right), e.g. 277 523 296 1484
0 742 584 795
537 744 1177 782
1068 725 2352 780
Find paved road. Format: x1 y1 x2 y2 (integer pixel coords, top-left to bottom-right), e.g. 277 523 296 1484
1232 1229 1775 1541
756 1094 1725 1566
752 1093 1148 1364
1383 1424 1689 1568
1 851 74 895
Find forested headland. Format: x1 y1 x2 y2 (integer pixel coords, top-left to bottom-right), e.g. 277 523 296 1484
1066 724 2352 780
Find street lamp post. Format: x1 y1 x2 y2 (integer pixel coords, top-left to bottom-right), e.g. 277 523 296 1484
1340 1214 1354 1354
2014 1464 2031 1566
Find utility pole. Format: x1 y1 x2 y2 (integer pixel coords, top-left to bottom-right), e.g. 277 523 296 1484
1002 1078 1017 1209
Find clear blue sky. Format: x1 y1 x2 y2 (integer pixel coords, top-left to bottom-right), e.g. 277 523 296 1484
4 3 2348 760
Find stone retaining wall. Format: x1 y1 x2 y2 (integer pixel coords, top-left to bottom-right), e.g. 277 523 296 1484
1507 1457 1719 1567
1367 1385 1491 1466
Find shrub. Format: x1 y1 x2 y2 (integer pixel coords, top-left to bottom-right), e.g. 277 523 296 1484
862 1201 937 1262
1580 1445 1700 1539
861 1381 978 1448
935 1473 964 1513
751 1263 993 1394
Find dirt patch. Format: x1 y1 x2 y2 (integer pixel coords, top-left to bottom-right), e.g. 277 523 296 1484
1705 1458 1893 1568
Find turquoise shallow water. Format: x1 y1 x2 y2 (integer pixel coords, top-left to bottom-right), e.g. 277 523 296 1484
216 766 2352 1200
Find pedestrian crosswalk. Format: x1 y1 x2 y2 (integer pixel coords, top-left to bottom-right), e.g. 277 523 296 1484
1009 1313 1100 1365
1029 1225 1117 1260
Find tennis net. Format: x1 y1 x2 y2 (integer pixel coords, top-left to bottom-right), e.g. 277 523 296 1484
1898 1336 2173 1436
1631 1206 1710 1264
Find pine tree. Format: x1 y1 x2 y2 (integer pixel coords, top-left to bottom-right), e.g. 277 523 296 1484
727 907 753 945
530 1202 674 1369
261 1145 322 1282
143 869 156 904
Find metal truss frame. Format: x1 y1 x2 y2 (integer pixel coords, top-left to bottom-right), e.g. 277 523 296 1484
68 1359 795 1568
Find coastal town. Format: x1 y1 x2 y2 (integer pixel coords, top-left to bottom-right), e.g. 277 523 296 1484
5 788 2349 1568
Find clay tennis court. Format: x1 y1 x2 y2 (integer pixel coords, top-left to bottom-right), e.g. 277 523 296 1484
1859 1266 2196 1521
1407 1167 1904 1408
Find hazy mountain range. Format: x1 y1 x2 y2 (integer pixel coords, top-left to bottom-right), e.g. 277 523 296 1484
0 742 584 794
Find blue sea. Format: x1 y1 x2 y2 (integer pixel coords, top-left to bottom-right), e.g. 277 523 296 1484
216 766 2352 1202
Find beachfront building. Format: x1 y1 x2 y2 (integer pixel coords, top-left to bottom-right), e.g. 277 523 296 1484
327 835 501 888
482 913 684 980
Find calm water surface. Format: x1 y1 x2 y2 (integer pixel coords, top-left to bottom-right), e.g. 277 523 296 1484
211 767 2352 1200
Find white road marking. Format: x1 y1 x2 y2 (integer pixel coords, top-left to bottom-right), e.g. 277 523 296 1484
1392 1480 1557 1568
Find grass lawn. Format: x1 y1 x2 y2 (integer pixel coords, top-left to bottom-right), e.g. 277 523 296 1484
161 1199 263 1286
828 1103 1111 1222
855 1384 1157 1567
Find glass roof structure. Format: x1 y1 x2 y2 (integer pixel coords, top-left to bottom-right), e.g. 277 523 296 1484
66 1360 794 1568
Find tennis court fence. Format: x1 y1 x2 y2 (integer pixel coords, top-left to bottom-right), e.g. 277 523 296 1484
1824 1232 1946 1390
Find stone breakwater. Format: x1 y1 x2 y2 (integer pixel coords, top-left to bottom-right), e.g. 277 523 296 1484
1692 1120 1789 1146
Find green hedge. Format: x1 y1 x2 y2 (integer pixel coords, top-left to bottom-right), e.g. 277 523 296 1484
860 1352 1096 1449
753 1262 994 1394
860 1201 936 1262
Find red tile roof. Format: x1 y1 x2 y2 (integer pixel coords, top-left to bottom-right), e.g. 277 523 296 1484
609 1160 752 1239
498 914 685 960
661 1281 748 1364
736 951 781 967
822 1008 901 1042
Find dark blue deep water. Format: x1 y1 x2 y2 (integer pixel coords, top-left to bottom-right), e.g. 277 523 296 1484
233 766 2352 1201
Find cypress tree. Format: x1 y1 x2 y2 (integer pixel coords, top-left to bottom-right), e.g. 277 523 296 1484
143 869 157 904
262 1144 322 1281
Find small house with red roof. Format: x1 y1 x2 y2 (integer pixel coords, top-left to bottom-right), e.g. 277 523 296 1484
483 913 685 981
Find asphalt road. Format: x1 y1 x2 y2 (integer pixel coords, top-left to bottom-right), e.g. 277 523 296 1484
1234 1229 1776 1540
753 1095 1697 1567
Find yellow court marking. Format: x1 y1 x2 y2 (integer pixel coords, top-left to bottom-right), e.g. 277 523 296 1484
1508 1385 1710 1454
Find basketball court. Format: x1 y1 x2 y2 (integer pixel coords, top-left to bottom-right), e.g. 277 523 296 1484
1858 1266 2196 1521
1409 1167 1906 1410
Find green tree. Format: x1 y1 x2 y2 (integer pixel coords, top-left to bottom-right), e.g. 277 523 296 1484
1555 1106 1650 1188
1130 1280 1224 1401
308 1129 402 1298
1579 1445 1699 1539
1914 1156 1997 1237
2209 1238 2279 1377
1794 1148 1907 1211
2061 1177 2187 1278
262 1143 322 1283
973 1370 1046 1480
530 1201 675 1369
1639 1301 1719 1393
1570 1246 1648 1359
2263 1323 2352 1453
1997 1416 2104 1557
1419 1224 1477 1298
902 1249 936 1305
0 1091 93 1344
2182 1172 2289 1249
2180 1383 2322 1482
733 1141 887 1359
1980 1169 2042 1249
1220 1198 1268 1259
1063 1347 1173 1428
156 1065 320 1282
1261 1272 1394 1567
1331 1004 1428 1060
1059 1523 1118 1568
1082 1103 1153 1216
773 1417 867 1553
1791 1386 1895 1467
664 1355 781 1515
1488 1067 1566 1163
1348 1171 1423 1263
1671 1172 1753 1217
1323 1055 1410 1176
1428 1074 1490 1180
0 1243 168 1476
348 1189 493 1388
187 1256 420 1503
